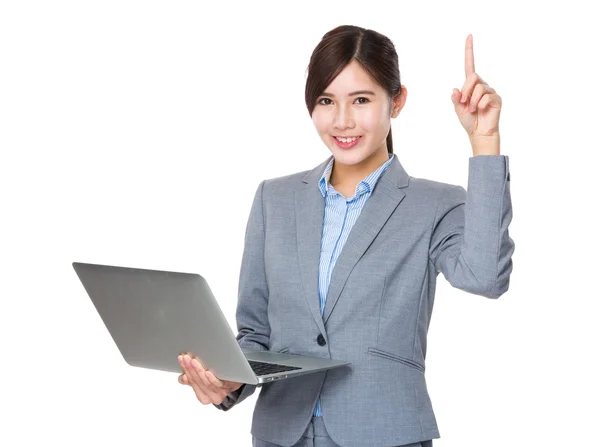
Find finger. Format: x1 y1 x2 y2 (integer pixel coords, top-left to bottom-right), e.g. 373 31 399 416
178 352 192 371
460 73 487 104
190 379 212 405
183 357 213 404
183 354 228 403
190 358 224 402
179 355 211 403
178 355 187 380
207 370 238 394
182 355 205 392
184 355 204 385
191 358 210 384
205 370 225 388
468 84 496 113
178 355 194 382
475 92 502 113
178 372 192 386
451 88 462 106
205 370 233 402
465 34 475 77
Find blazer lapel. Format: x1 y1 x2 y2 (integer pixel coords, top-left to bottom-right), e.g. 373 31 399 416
295 157 331 337
322 156 409 325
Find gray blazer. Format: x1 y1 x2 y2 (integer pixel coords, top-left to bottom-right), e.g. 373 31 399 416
215 154 514 447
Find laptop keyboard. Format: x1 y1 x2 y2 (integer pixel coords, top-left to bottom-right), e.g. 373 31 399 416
248 360 302 376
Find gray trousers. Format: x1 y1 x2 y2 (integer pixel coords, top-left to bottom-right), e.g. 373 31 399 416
252 416 433 447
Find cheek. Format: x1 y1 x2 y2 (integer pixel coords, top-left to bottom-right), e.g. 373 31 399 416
311 111 327 133
359 109 386 133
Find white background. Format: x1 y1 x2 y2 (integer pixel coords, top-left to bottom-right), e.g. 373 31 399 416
1 1 598 446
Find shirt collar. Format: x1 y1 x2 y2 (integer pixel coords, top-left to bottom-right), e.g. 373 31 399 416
318 153 395 198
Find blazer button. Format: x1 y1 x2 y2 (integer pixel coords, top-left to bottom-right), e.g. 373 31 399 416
317 333 326 346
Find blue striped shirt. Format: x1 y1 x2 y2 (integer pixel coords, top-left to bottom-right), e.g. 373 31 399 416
313 153 395 417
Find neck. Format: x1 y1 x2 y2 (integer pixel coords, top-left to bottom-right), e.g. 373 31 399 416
330 149 390 187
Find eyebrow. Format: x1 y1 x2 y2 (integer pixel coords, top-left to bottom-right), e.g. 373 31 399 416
320 90 376 97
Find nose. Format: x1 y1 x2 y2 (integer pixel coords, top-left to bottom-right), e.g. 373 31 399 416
333 104 355 131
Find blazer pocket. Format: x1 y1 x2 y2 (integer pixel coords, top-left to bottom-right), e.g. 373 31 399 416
366 347 425 372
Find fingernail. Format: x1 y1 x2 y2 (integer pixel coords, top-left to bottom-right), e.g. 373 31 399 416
461 95 466 103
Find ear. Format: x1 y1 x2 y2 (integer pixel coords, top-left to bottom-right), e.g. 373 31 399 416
390 85 407 118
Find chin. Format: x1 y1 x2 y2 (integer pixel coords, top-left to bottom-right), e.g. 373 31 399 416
330 148 376 165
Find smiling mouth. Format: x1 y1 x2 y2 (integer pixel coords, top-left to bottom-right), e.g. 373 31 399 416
333 135 362 149
334 135 362 141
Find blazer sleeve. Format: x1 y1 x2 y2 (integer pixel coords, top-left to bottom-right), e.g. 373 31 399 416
214 180 271 411
428 155 515 299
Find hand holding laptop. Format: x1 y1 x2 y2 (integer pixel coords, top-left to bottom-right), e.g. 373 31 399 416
72 262 350 391
177 352 244 405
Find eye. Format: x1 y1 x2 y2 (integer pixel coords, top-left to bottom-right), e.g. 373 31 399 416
317 97 370 105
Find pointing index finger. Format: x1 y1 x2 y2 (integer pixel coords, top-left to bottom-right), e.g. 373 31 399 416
465 34 475 77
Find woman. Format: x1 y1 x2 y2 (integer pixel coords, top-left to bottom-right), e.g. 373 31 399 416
177 25 514 447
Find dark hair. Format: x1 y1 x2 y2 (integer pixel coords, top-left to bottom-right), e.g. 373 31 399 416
305 25 402 155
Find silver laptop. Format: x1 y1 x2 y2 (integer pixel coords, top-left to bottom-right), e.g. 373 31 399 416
72 262 350 385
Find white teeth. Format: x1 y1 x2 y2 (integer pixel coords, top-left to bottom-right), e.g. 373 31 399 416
335 136 360 143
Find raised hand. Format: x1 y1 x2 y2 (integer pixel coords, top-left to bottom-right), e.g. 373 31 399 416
451 34 502 141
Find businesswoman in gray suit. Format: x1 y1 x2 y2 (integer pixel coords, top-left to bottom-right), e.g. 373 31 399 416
177 25 514 447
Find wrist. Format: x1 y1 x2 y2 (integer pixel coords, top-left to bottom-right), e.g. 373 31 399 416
470 133 500 156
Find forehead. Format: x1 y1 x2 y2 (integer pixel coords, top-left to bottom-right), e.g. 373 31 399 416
323 60 383 95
